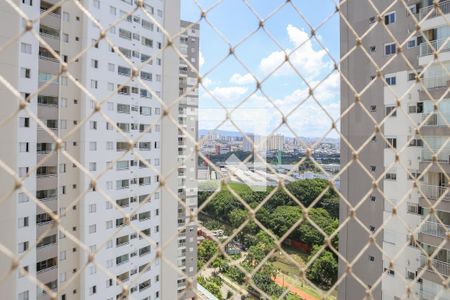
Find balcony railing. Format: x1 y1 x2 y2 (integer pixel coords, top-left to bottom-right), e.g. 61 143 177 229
421 112 450 127
420 221 450 238
419 1 450 20
422 76 450 90
421 255 450 276
421 184 450 201
40 8 61 18
422 147 450 163
420 39 450 57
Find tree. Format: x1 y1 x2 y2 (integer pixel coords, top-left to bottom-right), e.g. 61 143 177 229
297 208 338 248
268 206 302 237
286 179 337 208
252 264 284 297
198 239 219 268
306 246 338 289
198 276 223 299
228 208 248 228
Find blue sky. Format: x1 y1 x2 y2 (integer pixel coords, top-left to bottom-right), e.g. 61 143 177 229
181 0 340 138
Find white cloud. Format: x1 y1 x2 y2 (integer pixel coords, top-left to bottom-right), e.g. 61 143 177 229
199 51 205 68
210 86 248 102
259 25 331 79
199 25 339 137
202 78 213 88
229 73 255 85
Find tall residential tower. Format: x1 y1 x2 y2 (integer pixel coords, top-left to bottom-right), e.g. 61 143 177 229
0 1 196 300
341 0 450 299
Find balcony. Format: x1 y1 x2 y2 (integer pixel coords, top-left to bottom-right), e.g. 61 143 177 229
421 184 450 202
420 221 450 239
422 147 450 163
420 1 450 20
420 255 450 277
419 76 450 100
420 39 450 57
420 113 450 136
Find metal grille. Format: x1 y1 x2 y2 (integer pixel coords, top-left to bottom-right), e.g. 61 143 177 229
0 0 449 299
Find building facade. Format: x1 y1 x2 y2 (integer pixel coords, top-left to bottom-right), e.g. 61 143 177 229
176 20 199 298
341 0 450 299
0 1 195 300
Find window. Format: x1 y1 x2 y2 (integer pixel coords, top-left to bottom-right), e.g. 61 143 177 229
91 80 98 89
407 38 417 49
20 43 32 54
142 20 153 30
21 68 31 79
385 43 396 55
119 28 132 40
18 167 28 177
89 121 97 130
116 161 129 170
409 139 423 147
110 6 116 15
106 220 113 229
139 177 151 186
89 162 97 171
385 106 397 117
89 142 97 151
93 0 100 8
18 217 29 228
116 179 129 190
118 66 131 76
61 76 68 86
88 224 96 234
141 71 152 81
91 59 99 68
108 63 115 72
18 193 29 203
386 138 397 149
140 89 151 98
63 33 69 43
19 117 30 128
408 102 424 114
62 12 70 22
18 241 29 253
140 106 152 116
88 204 96 213
384 11 396 25
106 141 114 150
142 37 153 47
21 0 32 5
19 142 29 153
18 291 29 300
89 285 97 295
385 173 397 180
385 74 396 85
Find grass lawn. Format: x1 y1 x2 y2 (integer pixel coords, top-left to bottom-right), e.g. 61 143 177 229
272 246 337 300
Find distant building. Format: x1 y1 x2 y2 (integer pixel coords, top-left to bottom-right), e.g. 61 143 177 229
267 134 284 151
243 134 266 152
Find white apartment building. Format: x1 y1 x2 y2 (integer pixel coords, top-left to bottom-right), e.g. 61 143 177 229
0 1 192 300
176 20 199 297
383 1 450 299
266 134 284 152
341 0 450 299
